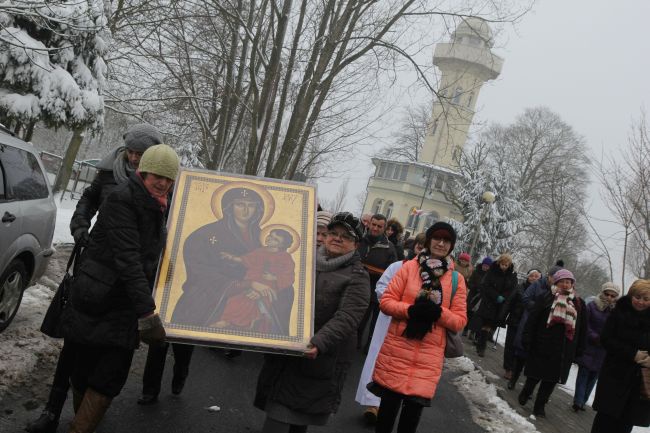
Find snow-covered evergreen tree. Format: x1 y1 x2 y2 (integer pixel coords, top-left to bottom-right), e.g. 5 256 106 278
0 1 108 139
449 141 527 261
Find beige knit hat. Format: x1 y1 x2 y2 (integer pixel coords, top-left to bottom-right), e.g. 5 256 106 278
138 144 180 180
601 281 621 296
317 211 332 228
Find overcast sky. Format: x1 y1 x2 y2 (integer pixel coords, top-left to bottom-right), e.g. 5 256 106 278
316 0 650 282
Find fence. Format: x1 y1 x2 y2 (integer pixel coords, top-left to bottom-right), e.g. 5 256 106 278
39 151 98 200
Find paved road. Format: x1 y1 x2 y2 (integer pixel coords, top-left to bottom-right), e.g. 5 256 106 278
29 345 485 433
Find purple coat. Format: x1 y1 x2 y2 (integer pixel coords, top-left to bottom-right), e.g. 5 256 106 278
575 301 611 372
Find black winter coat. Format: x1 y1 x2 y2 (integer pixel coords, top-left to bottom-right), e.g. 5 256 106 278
70 169 120 235
467 267 486 311
62 174 166 349
592 295 650 426
523 290 587 384
358 234 397 295
476 263 518 326
498 281 529 327
254 252 370 416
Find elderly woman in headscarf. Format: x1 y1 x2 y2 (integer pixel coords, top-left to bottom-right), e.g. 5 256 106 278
519 269 587 418
367 222 467 433
572 282 621 411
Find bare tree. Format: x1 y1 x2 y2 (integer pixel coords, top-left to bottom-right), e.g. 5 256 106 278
320 178 350 214
376 101 433 162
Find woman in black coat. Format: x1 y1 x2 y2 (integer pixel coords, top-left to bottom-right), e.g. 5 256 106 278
61 145 179 433
254 212 370 433
591 280 650 433
475 254 518 356
519 269 586 418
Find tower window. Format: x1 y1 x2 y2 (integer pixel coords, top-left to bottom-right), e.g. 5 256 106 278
452 87 463 104
430 119 439 135
466 92 474 108
377 162 387 178
400 165 408 181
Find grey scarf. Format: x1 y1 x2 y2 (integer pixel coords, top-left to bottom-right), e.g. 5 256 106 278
315 247 356 272
113 149 135 184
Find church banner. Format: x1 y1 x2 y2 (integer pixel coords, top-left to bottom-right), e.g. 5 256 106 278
153 168 317 355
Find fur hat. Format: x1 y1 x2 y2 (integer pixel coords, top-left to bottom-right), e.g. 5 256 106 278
123 124 163 153
601 282 621 296
316 211 332 228
552 268 575 284
138 144 180 180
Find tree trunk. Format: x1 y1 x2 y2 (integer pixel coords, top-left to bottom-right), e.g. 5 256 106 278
53 128 85 194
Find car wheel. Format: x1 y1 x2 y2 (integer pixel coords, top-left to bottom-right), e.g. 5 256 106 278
0 260 27 333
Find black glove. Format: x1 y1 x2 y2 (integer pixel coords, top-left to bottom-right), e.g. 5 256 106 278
72 227 89 246
408 301 442 322
404 299 442 340
138 314 166 346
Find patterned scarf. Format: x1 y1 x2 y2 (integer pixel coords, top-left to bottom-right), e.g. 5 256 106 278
402 252 448 340
416 251 449 306
547 286 577 340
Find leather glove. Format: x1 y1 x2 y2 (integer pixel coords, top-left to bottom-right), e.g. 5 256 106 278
496 295 505 304
72 227 89 246
408 301 442 322
634 350 649 363
138 313 166 346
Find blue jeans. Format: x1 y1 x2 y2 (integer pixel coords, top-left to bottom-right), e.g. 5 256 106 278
574 366 599 407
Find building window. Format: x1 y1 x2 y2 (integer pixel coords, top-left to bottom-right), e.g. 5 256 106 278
423 212 439 229
377 162 387 178
452 87 463 104
406 212 421 230
434 173 445 190
430 119 439 135
371 198 384 215
384 201 394 219
466 92 474 108
392 164 401 180
399 165 408 181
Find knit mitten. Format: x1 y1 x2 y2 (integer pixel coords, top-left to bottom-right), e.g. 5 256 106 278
404 299 441 340
138 314 166 346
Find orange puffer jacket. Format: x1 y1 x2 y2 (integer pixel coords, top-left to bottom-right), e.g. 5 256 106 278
372 258 468 399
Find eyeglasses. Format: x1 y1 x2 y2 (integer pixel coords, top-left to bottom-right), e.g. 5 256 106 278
431 236 451 245
327 230 355 242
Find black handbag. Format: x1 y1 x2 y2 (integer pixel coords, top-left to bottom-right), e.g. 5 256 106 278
445 271 464 358
40 244 80 338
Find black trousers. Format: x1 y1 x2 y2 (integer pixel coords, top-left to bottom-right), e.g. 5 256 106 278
358 294 379 349
43 342 75 416
375 389 424 433
591 411 634 433
503 324 518 371
67 341 134 398
520 377 556 412
142 342 194 396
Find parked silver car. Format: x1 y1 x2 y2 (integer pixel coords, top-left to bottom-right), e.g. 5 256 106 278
0 128 56 332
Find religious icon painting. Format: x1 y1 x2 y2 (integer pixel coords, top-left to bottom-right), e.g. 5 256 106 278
153 168 317 355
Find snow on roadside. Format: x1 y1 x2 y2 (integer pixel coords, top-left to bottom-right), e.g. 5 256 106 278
446 356 539 433
0 284 62 396
53 193 77 244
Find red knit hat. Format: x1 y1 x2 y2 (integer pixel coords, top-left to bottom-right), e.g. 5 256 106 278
459 252 471 262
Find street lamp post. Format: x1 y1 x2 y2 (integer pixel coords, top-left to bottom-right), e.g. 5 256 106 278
468 191 496 260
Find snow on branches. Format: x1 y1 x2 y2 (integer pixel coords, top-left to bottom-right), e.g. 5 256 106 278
449 141 527 260
0 1 108 134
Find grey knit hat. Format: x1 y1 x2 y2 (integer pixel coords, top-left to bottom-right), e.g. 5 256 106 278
317 211 332 228
123 124 163 152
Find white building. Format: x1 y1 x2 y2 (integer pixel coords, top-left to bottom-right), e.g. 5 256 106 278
363 17 503 235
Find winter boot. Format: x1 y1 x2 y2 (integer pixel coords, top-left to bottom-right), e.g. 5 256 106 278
25 410 58 433
26 384 68 433
69 388 112 433
476 330 488 357
518 379 536 406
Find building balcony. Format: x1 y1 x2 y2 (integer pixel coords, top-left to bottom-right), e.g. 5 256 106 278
433 43 503 80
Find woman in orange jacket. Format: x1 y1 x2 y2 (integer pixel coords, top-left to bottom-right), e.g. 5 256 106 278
368 222 468 433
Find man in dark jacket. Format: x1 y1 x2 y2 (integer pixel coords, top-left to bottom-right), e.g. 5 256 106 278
61 144 179 432
356 213 397 352
27 124 168 433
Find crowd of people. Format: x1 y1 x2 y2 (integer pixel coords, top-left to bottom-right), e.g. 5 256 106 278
23 125 650 433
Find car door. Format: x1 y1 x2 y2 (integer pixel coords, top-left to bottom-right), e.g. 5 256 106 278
0 146 23 276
